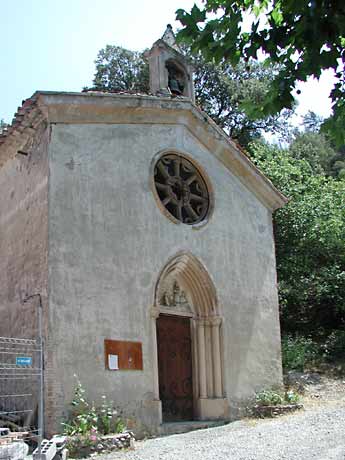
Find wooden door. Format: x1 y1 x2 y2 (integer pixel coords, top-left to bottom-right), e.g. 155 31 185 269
157 315 193 421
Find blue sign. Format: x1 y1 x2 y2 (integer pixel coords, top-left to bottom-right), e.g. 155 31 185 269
16 356 32 366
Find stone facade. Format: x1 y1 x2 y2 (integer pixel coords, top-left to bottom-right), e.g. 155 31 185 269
0 90 286 436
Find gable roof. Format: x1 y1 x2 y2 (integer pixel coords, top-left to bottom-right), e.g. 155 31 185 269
0 90 288 211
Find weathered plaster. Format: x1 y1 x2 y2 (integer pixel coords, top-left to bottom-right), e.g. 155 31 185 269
46 121 282 433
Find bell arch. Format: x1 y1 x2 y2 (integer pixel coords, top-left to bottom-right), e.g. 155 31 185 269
165 59 188 96
145 25 196 102
151 252 227 421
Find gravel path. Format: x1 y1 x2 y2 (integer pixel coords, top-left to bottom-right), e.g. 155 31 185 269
100 403 345 460
92 375 345 460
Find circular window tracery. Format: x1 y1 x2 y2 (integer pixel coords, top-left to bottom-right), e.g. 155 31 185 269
154 154 210 225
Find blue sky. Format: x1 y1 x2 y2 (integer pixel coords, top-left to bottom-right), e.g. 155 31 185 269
0 0 334 123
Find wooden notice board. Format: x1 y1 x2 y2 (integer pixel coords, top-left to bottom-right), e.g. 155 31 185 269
104 339 143 371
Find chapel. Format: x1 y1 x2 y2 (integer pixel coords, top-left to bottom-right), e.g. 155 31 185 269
0 26 287 435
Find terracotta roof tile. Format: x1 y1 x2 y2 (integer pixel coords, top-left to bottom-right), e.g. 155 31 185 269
0 95 38 146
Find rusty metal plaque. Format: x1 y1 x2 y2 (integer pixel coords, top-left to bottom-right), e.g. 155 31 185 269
104 339 143 371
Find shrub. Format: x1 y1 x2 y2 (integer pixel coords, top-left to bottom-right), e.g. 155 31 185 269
285 390 300 404
62 378 125 457
281 335 320 371
256 390 284 406
255 389 300 406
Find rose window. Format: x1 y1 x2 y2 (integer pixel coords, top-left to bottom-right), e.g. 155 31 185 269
154 154 209 225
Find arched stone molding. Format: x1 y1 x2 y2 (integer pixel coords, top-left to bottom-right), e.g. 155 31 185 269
151 252 229 421
155 252 218 315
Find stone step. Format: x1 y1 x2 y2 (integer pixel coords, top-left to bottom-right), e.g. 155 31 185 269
159 420 228 436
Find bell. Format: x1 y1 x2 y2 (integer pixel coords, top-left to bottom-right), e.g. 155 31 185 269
169 77 182 95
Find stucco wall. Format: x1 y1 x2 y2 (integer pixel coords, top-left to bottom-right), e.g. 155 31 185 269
0 124 49 339
47 122 282 433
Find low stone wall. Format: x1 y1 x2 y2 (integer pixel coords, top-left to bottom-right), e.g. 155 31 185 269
99 432 135 450
67 431 135 458
252 404 304 418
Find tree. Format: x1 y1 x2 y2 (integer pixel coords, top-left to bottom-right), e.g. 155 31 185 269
329 147 345 179
176 1 345 145
289 131 345 179
87 45 292 146
289 131 337 176
91 45 149 93
288 112 345 179
249 140 345 334
192 56 292 144
302 111 323 133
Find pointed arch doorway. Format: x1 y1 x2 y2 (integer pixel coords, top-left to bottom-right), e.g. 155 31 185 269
151 253 229 423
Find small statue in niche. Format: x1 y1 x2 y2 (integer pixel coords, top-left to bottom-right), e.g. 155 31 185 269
160 280 189 307
161 290 173 307
172 280 188 305
166 62 185 96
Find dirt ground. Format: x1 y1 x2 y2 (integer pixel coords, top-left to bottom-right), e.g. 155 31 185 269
284 368 345 408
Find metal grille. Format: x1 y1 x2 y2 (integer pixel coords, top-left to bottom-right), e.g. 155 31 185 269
0 295 44 460
0 336 43 459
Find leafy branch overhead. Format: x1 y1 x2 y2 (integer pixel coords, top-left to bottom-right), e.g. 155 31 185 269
176 1 345 145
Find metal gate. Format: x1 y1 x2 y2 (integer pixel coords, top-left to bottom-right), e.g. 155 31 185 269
0 296 43 459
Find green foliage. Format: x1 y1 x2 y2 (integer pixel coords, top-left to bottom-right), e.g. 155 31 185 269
281 335 320 371
176 1 345 145
282 331 345 370
62 378 125 437
285 390 300 404
255 388 300 406
91 45 149 93
62 381 96 436
327 146 345 180
193 56 292 145
256 390 284 406
289 115 345 179
289 131 337 176
249 141 345 334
